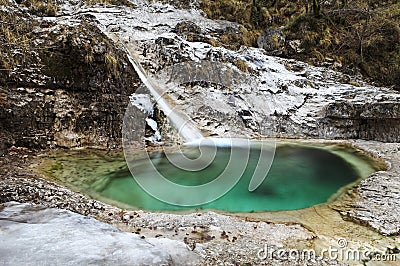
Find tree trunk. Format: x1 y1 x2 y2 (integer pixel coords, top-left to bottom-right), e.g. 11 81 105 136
312 0 320 16
305 0 309 13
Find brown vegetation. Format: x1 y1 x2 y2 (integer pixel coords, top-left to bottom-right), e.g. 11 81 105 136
233 59 253 73
0 3 36 83
201 0 400 88
17 0 58 16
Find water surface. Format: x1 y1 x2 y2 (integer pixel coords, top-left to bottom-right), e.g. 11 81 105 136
43 142 377 212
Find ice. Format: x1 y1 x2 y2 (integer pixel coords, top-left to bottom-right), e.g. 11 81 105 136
0 202 197 266
130 93 154 115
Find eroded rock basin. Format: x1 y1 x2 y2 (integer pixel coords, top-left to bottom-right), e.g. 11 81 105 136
40 140 380 213
2 140 398 265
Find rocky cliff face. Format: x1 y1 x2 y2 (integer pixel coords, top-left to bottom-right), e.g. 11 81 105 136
83 1 400 143
2 0 399 155
0 5 140 151
322 102 400 142
0 87 136 149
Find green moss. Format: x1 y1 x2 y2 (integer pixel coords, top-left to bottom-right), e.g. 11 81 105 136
50 162 64 171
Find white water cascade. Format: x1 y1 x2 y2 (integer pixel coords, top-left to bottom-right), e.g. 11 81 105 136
113 37 204 143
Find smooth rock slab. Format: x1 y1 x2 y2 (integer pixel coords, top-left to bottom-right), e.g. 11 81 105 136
0 202 196 265
349 172 400 235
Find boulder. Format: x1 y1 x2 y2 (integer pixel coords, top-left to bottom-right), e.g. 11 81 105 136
257 29 286 55
174 21 202 35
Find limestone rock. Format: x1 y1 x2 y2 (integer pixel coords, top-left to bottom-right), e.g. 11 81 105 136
322 101 400 142
349 172 400 235
257 29 286 55
0 21 140 149
174 21 202 35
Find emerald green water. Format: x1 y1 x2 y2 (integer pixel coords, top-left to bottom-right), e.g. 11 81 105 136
91 143 374 212
43 142 377 212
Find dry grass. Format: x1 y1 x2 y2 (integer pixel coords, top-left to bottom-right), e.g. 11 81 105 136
233 59 253 73
201 0 303 49
201 0 400 88
285 0 400 87
17 0 58 16
0 3 36 77
104 52 120 77
16 0 135 15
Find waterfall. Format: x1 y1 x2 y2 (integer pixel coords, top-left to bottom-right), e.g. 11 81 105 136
116 39 204 142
